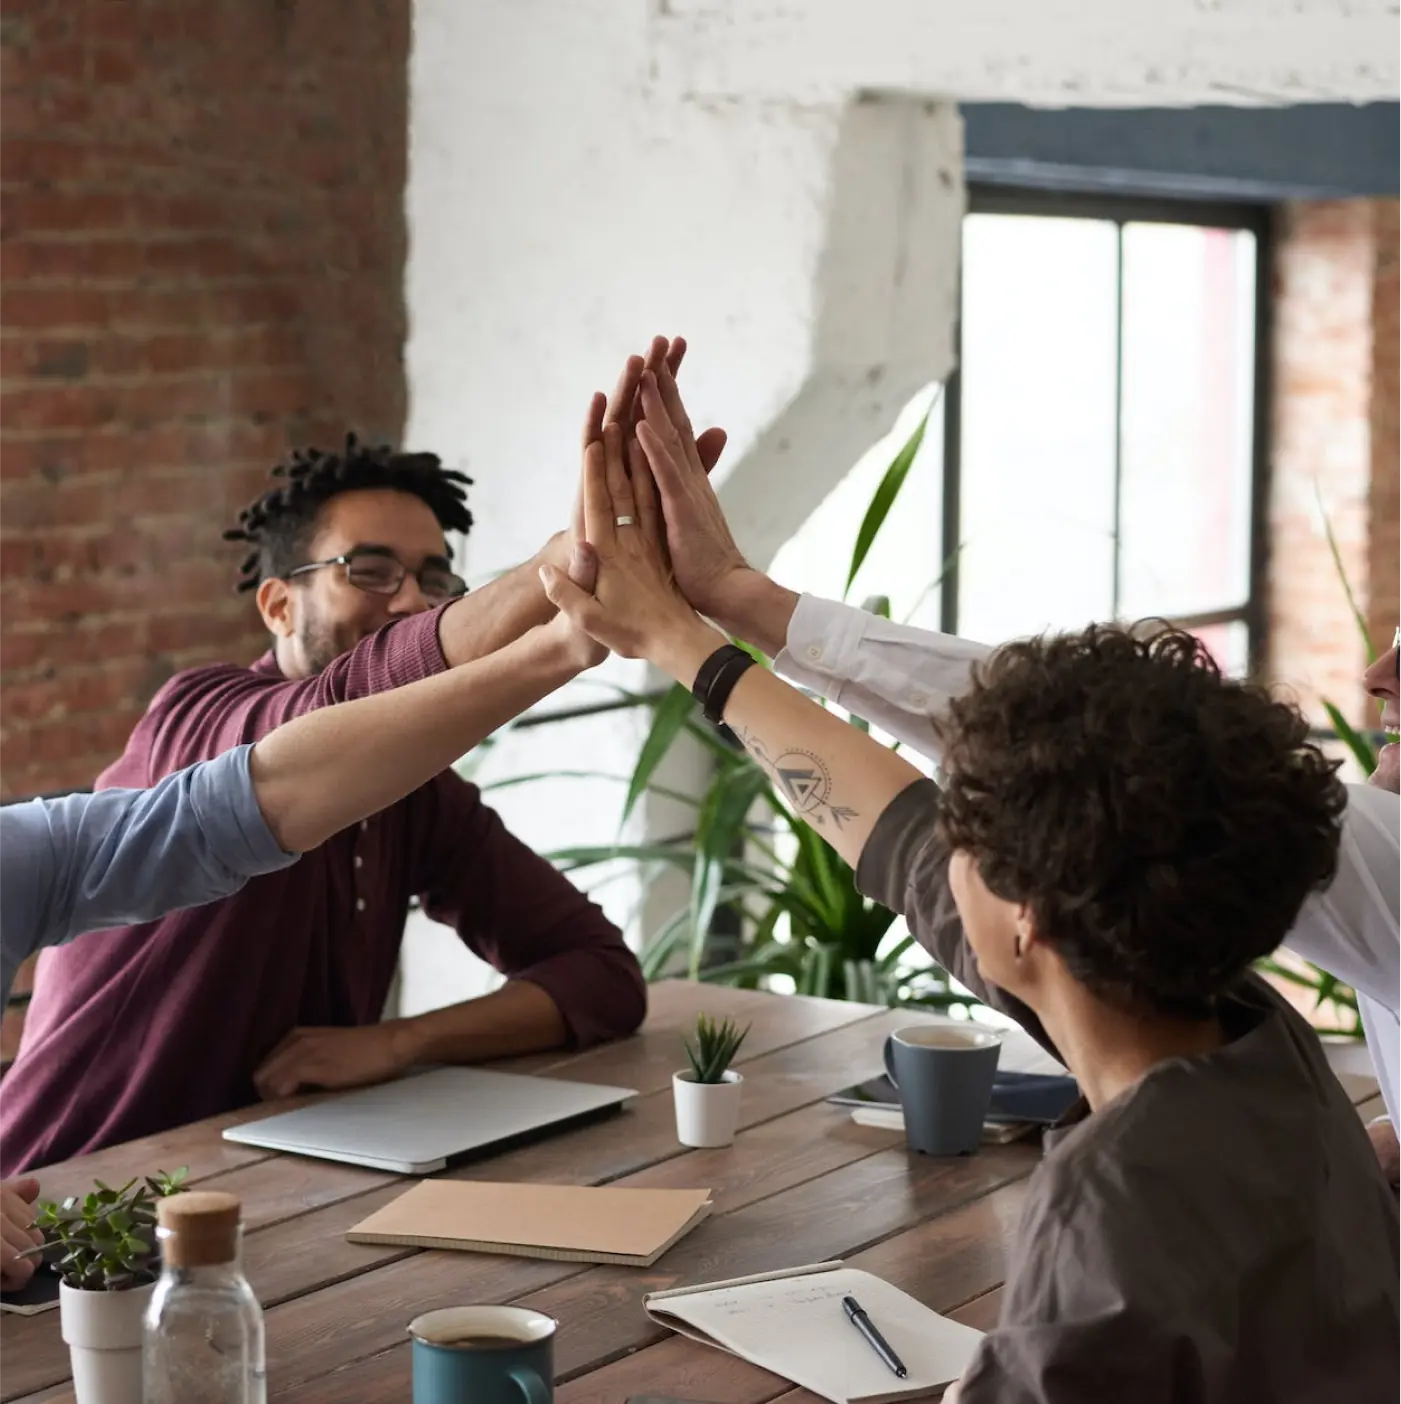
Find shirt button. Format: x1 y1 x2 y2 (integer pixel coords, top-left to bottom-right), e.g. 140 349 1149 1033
354 855 363 869
806 645 823 661
910 690 929 708
356 897 367 913
360 820 369 832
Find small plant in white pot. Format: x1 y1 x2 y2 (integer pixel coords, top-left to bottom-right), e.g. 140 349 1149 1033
673 1014 750 1148
22 1168 188 1404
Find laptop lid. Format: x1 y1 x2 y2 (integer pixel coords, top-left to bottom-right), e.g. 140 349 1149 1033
223 1066 637 1174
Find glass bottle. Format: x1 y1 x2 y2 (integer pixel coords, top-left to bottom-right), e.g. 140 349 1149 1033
143 1191 266 1404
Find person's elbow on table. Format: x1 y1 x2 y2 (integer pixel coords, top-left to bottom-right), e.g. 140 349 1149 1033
0 1177 44 1290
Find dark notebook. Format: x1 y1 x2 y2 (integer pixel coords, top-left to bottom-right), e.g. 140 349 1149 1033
0 1266 60 1316
828 1069 1080 1126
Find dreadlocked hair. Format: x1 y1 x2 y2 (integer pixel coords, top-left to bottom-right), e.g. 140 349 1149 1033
223 432 474 592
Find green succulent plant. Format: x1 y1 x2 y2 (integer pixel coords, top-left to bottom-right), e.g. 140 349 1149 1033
25 1167 189 1291
682 1013 750 1084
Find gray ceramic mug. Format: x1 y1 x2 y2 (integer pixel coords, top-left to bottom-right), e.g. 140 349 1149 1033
409 1304 555 1404
883 1024 1002 1156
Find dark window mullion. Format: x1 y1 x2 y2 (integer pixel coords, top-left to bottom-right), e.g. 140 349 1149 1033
941 253 965 637
1111 220 1126 620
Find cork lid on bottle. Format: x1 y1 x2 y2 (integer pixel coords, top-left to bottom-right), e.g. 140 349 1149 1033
156 1191 243 1268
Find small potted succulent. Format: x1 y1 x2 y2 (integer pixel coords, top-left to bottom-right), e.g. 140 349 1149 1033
21 1168 188 1404
673 1014 750 1148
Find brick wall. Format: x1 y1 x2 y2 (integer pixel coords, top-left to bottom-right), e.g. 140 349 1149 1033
1 0 410 800
1368 200 1399 657
1267 199 1399 730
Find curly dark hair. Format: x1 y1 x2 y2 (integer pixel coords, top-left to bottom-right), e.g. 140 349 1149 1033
223 432 474 592
934 623 1346 1020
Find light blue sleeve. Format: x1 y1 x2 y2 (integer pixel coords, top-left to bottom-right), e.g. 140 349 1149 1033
0 745 298 1003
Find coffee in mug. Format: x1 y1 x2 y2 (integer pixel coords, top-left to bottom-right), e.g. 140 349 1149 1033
409 1304 555 1404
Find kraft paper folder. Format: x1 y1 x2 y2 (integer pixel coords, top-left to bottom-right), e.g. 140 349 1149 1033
644 1260 984 1404
346 1180 713 1267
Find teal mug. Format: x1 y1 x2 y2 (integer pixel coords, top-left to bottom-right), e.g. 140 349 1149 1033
409 1304 555 1404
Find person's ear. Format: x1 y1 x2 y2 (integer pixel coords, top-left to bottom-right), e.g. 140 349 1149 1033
1013 906 1037 961
256 577 297 639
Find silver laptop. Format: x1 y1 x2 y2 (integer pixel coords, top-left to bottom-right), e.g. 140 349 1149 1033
222 1066 637 1174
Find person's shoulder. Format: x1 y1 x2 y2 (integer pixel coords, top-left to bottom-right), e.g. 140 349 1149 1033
148 657 272 707
133 656 283 742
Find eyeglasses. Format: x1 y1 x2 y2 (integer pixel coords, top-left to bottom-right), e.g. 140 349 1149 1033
287 551 467 602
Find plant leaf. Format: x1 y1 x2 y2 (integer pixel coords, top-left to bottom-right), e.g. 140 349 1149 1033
621 684 697 829
1322 699 1378 775
1314 481 1376 661
844 394 936 598
482 769 702 810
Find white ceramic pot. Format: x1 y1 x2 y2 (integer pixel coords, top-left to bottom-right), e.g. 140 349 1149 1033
672 1069 743 1148
60 1280 154 1404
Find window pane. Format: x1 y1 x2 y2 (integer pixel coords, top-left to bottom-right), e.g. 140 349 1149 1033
958 215 1119 643
1118 223 1256 621
1191 619 1250 678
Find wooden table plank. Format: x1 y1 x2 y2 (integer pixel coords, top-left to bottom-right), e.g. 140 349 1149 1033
555 1335 798 1404
1355 1092 1386 1124
950 1286 1004 1331
532 980 882 1088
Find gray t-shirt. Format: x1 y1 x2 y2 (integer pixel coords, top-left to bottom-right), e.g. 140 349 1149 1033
0 744 297 1004
858 779 1400 1404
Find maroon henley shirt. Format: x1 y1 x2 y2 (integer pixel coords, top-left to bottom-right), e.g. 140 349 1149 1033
0 607 644 1173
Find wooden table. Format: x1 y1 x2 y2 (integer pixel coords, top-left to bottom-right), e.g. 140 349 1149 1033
2 980 1380 1403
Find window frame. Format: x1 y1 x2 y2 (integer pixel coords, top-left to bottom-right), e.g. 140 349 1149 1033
940 186 1274 677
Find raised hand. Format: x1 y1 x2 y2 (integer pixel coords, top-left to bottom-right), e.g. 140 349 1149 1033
573 336 728 550
539 422 723 674
638 359 753 621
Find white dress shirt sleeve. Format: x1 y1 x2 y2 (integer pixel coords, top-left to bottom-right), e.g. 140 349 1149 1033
778 593 1401 1126
774 594 992 761
1282 783 1401 1126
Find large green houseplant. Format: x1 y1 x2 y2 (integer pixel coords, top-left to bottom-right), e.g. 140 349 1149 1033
493 401 1366 1036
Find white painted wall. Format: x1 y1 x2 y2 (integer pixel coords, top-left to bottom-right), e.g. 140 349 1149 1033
654 0 1399 107
398 1 964 1010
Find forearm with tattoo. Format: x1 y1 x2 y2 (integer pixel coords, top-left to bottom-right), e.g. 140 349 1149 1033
734 725 860 832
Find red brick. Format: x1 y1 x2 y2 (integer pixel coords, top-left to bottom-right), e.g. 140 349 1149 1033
0 284 112 330
1268 199 1397 733
1 238 147 284
0 189 130 238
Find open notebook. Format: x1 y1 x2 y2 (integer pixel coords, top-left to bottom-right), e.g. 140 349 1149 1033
644 1261 983 1404
346 1180 713 1267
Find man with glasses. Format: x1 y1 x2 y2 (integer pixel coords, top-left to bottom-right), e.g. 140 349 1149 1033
0 342 725 1171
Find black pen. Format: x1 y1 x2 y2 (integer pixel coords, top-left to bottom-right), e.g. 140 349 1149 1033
842 1294 908 1379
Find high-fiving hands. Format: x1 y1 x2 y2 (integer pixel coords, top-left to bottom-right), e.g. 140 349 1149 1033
572 336 728 566
633 354 754 622
549 333 796 672
539 414 725 681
